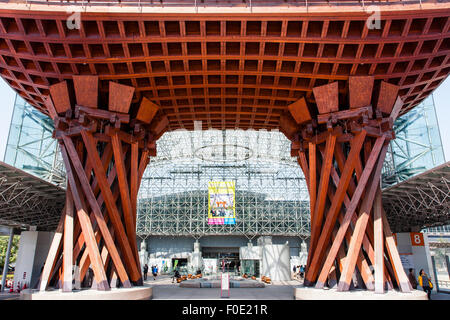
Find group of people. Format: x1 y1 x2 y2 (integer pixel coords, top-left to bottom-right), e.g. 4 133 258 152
143 264 158 281
409 268 434 299
141 262 435 299
142 265 203 283
292 265 306 280
291 265 434 299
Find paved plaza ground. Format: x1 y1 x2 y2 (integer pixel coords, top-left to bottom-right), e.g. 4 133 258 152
147 275 301 300
0 275 448 300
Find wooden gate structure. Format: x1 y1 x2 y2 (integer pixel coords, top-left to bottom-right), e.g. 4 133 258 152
36 74 412 294
281 76 411 293
38 76 166 291
0 2 449 294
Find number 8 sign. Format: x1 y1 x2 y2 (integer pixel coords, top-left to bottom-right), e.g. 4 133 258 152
410 232 424 246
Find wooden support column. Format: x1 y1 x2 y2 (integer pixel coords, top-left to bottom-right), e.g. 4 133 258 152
79 131 141 284
130 142 139 226
373 188 384 294
309 134 336 254
290 77 409 294
62 187 74 292
39 203 66 292
304 130 366 286
315 136 385 288
382 206 411 292
305 142 317 268
111 132 140 265
39 76 163 292
60 143 110 291
337 143 389 291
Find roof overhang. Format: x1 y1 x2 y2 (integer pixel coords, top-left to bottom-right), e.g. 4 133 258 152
0 2 449 131
0 161 65 231
382 161 450 233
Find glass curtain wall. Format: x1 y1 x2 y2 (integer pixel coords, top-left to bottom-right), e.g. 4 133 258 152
382 95 445 187
137 128 311 240
3 95 65 186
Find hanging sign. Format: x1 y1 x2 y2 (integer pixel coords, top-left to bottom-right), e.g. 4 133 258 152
208 181 236 225
410 232 425 246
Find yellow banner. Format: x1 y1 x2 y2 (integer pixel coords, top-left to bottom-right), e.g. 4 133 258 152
208 181 235 225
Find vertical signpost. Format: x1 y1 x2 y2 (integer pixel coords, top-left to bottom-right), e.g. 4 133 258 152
221 272 230 298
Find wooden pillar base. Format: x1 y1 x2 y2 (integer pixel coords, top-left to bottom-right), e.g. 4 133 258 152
39 76 165 292
283 76 411 293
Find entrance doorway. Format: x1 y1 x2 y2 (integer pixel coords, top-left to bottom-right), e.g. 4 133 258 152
241 260 260 278
202 247 240 275
172 258 188 273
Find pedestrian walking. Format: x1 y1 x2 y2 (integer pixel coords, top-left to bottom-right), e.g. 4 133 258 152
172 268 180 283
418 269 433 299
299 265 305 279
408 268 417 289
143 264 149 281
152 265 158 280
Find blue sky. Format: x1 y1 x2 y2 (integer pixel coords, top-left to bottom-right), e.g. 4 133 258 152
0 77 449 161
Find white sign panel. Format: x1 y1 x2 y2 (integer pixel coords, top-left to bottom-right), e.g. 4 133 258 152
221 272 230 298
222 273 229 290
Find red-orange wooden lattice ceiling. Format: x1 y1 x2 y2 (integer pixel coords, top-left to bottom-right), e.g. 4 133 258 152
0 10 449 131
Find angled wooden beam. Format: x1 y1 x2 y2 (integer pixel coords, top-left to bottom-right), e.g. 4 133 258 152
43 96 58 121
62 187 74 292
373 188 385 294
309 134 336 253
76 106 130 124
63 134 134 287
131 142 139 226
74 156 121 265
389 96 404 122
304 130 366 286
79 130 141 283
39 201 66 292
329 147 372 254
337 142 389 291
297 150 310 190
382 206 411 292
317 106 372 125
322 172 376 290
73 143 118 263
332 145 383 281
308 142 317 227
315 136 385 289
79 183 121 284
138 149 150 186
305 142 317 268
111 132 140 265
334 142 358 196
59 143 110 291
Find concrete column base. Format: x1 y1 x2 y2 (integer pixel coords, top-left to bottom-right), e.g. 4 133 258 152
20 285 152 300
294 286 428 300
